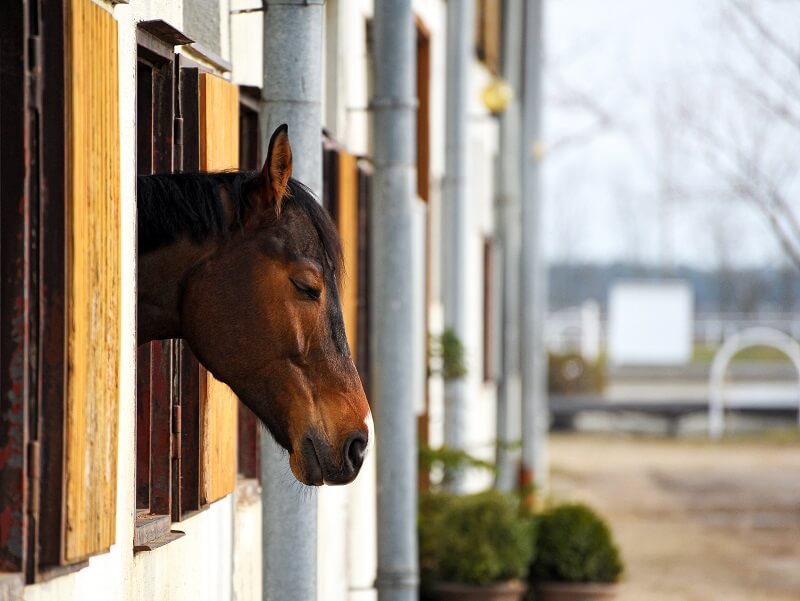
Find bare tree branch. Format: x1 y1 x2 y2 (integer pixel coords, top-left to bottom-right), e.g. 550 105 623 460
665 0 800 268
722 65 800 134
545 73 620 155
687 125 800 269
730 0 800 77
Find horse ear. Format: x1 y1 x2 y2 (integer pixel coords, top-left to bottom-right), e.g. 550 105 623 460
261 124 293 215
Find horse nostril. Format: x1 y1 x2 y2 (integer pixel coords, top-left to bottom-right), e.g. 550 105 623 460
344 432 368 473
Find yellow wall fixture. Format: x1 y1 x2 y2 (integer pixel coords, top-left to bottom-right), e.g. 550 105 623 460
481 77 513 114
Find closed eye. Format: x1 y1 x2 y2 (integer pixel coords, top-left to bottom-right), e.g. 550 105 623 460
290 277 322 301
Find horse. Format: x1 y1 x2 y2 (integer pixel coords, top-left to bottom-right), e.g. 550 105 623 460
136 124 371 486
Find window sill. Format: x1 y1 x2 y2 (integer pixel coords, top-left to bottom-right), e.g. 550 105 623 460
34 561 90 584
133 530 185 553
133 511 189 553
134 512 170 546
133 512 185 553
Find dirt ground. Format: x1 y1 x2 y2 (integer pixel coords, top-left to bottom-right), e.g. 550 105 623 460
548 434 800 601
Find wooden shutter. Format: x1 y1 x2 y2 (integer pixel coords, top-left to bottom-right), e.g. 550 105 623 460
198 73 239 503
200 73 240 172
475 0 501 74
63 0 120 561
416 21 431 202
337 151 359 353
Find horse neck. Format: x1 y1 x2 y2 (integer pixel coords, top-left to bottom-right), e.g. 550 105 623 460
137 175 240 345
137 236 217 345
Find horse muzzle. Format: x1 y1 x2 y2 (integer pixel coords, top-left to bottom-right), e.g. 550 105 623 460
290 429 368 486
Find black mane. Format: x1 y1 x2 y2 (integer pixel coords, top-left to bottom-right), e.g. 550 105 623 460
137 171 343 273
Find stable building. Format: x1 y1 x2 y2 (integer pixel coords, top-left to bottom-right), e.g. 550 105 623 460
0 1 506 600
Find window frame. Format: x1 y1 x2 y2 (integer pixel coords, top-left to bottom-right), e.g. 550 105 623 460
237 87 262 482
134 24 204 551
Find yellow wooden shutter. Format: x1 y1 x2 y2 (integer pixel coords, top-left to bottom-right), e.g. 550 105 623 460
64 0 120 561
337 151 359 354
198 73 239 503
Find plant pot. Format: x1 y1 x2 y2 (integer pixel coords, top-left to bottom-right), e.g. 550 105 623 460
532 582 619 601
433 579 527 601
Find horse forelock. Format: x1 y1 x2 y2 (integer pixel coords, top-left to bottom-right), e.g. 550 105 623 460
137 171 256 254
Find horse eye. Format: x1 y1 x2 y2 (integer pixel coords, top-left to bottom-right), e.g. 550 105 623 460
290 277 321 300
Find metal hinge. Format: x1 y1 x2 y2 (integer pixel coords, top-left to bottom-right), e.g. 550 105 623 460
172 404 181 434
171 405 181 459
27 441 41 479
28 441 41 517
27 34 41 101
174 117 184 172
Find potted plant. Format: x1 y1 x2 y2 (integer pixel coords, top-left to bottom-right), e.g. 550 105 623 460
529 503 623 601
419 490 536 601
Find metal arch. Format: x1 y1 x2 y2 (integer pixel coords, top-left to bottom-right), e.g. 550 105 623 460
708 327 800 439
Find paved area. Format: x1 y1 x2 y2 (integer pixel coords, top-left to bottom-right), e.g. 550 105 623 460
548 434 800 601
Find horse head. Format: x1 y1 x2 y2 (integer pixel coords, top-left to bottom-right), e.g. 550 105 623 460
138 125 371 486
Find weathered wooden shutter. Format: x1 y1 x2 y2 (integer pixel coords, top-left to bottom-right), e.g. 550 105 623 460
475 0 501 74
63 0 120 561
337 151 360 353
198 73 239 503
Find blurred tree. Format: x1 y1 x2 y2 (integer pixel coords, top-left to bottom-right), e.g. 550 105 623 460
674 0 800 268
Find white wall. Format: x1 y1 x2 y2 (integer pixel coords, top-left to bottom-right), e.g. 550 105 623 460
230 0 263 87
232 489 262 601
607 280 694 365
319 3 375 600
462 61 499 493
426 38 501 493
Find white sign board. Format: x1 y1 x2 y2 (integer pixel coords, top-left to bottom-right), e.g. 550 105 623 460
607 281 693 366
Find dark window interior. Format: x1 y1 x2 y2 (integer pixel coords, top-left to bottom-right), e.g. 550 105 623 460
237 87 262 481
483 238 496 382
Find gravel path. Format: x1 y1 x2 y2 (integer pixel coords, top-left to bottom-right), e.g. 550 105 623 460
548 434 800 601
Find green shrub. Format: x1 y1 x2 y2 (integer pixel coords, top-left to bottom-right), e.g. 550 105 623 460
530 503 623 583
418 445 496 490
428 329 468 380
419 490 536 587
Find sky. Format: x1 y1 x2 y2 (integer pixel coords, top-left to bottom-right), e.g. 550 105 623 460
541 0 800 269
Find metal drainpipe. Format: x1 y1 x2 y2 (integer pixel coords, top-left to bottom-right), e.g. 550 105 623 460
260 1 323 600
519 0 549 495
442 0 475 495
494 0 524 493
370 1 419 600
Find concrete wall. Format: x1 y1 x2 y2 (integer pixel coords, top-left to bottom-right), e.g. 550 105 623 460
184 0 221 55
